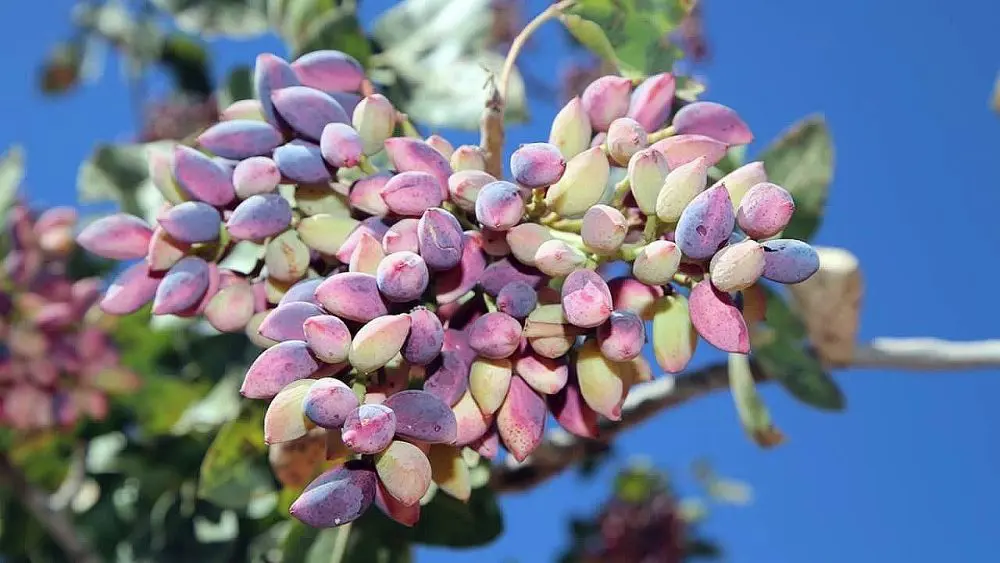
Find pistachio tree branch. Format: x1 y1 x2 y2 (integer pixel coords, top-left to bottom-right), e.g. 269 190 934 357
0 453 102 563
492 337 1000 493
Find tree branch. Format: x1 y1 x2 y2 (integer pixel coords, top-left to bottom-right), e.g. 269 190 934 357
492 337 1000 493
0 453 102 563
848 338 1000 370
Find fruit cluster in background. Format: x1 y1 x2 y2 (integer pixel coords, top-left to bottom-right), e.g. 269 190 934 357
0 203 139 431
76 46 819 529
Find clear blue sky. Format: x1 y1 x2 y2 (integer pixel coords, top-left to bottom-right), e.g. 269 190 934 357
2 1 999 562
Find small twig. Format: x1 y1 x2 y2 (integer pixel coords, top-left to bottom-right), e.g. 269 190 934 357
849 338 1000 370
492 337 1000 493
0 453 102 563
498 0 576 103
481 0 577 178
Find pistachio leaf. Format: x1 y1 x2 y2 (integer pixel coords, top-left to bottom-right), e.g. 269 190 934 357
759 115 834 241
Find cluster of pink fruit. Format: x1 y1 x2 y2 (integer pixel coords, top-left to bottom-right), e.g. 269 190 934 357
0 204 138 431
576 468 686 563
75 48 818 528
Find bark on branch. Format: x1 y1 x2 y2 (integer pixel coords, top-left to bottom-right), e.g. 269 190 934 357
0 453 102 563
492 337 1000 493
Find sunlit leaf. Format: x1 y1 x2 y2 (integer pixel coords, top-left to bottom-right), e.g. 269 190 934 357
567 0 692 78
411 459 502 546
560 14 618 67
197 406 275 511
171 372 244 434
284 4 372 63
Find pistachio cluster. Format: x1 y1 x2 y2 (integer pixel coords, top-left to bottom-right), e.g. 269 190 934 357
77 48 818 528
1 204 138 431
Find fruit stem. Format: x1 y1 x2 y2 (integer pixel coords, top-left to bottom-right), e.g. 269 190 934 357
618 242 645 262
673 272 697 287
642 216 659 243
610 177 632 208
483 293 498 313
358 156 378 175
443 202 477 230
546 228 585 248
647 125 676 144
397 113 420 138
526 188 548 220
540 214 582 233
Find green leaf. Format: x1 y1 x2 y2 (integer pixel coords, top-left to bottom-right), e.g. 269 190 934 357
282 514 412 563
275 2 372 63
412 473 503 547
568 0 692 78
560 14 619 67
8 432 74 490
171 372 243 435
712 146 747 178
0 145 24 224
112 306 181 376
304 526 351 563
218 65 253 111
281 520 320 563
728 353 785 448
152 0 270 38
197 406 275 511
759 115 834 241
160 34 213 96
753 287 846 411
344 517 413 563
131 373 212 435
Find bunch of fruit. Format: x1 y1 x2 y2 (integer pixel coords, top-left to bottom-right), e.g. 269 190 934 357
76 48 819 528
0 203 139 431
571 467 686 563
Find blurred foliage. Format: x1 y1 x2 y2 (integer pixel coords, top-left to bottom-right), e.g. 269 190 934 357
1 0 852 561
557 459 750 563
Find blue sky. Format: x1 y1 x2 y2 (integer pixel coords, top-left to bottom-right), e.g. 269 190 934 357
2 0 999 562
